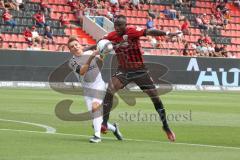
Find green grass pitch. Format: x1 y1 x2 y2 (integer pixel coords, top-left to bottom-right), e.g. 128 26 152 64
0 88 240 160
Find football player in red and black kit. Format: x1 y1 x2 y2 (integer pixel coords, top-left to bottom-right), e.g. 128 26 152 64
87 15 178 142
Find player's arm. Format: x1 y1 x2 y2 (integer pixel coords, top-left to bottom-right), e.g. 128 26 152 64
83 44 97 52
78 50 98 75
146 28 181 37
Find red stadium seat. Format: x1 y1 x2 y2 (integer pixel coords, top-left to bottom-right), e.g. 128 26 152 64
137 10 146 18
48 44 56 51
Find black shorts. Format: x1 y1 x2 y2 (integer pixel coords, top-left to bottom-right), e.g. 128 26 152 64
113 69 156 90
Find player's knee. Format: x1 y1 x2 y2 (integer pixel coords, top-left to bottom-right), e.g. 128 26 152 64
145 89 159 97
92 102 101 113
151 97 161 104
107 85 119 94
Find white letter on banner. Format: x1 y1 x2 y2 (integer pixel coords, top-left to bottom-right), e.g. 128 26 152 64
197 68 220 86
221 68 240 86
187 58 199 71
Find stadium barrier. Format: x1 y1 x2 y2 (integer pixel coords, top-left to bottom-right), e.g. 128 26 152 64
0 50 239 90
83 15 114 41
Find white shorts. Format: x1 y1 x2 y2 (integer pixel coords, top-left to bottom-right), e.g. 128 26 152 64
83 74 106 111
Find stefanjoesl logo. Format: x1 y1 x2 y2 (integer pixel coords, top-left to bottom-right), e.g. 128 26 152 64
187 58 240 87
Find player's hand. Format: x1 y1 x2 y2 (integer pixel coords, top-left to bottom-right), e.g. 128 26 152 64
91 50 99 57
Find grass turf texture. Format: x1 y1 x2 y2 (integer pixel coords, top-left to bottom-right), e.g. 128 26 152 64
0 88 240 160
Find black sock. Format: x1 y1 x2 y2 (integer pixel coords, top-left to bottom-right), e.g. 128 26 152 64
102 91 114 126
151 97 169 129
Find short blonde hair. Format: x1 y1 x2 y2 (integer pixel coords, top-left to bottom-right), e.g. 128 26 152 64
67 36 79 48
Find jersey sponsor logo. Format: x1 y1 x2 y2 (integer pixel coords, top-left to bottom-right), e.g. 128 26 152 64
88 65 96 71
123 35 128 41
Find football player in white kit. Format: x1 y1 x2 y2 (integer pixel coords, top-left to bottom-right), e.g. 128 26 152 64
67 36 123 143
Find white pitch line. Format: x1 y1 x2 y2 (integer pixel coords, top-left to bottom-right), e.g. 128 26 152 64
0 128 240 151
0 118 56 133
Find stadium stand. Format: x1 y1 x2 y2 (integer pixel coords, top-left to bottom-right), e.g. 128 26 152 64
0 0 239 58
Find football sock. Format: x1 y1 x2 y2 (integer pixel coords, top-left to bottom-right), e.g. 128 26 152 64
93 116 103 138
151 97 169 128
102 91 114 126
107 122 116 132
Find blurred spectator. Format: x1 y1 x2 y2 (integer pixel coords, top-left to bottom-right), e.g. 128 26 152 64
182 41 189 56
169 5 177 19
110 0 119 6
59 13 77 28
107 0 119 21
161 5 177 19
214 43 222 52
187 0 193 8
174 0 183 8
146 16 154 29
2 8 16 29
233 0 240 7
214 43 225 57
154 26 166 48
33 11 48 27
149 36 157 48
181 18 190 35
74 3 87 25
197 35 205 45
209 14 223 29
23 27 32 45
119 0 129 9
130 0 140 10
207 43 215 57
67 0 79 13
203 34 212 44
57 45 66 52
8 43 17 50
176 11 185 20
220 44 228 57
171 26 183 44
140 0 151 4
0 0 5 8
147 8 158 19
228 52 237 58
15 0 24 10
216 2 228 14
40 0 52 17
195 15 208 31
11 0 24 11
31 26 41 44
29 41 41 51
43 26 54 44
201 14 212 29
4 0 16 10
223 10 231 28
91 0 99 9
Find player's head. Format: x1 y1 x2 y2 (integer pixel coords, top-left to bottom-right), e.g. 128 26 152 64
67 36 83 56
114 15 127 36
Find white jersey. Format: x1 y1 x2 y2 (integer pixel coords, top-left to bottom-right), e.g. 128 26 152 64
69 50 106 102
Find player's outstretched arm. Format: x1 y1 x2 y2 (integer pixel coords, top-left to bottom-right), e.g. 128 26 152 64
78 50 98 75
146 28 181 37
83 44 97 52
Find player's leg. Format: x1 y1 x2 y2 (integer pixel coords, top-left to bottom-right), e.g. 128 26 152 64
84 97 102 143
92 98 123 141
92 75 123 140
133 72 176 141
102 73 128 127
92 101 103 138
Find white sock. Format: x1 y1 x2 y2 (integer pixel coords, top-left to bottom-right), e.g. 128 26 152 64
93 116 103 138
107 123 116 132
